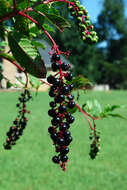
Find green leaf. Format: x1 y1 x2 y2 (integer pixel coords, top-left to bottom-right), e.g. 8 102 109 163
8 32 47 78
107 113 126 120
0 24 5 40
31 41 45 50
6 80 13 88
36 10 71 32
29 74 41 94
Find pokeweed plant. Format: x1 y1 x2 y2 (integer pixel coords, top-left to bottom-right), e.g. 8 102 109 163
0 0 126 171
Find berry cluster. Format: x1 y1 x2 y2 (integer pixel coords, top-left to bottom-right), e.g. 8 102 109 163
68 0 98 43
89 130 100 159
47 53 75 171
4 89 32 150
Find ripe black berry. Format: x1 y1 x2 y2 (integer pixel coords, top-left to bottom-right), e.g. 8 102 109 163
51 117 61 125
66 116 75 124
60 155 68 162
59 123 68 131
65 72 73 81
61 62 69 71
52 155 60 164
60 147 69 154
52 54 60 61
48 127 55 134
52 62 60 71
47 75 55 84
57 138 65 146
58 105 67 113
48 109 56 117
68 101 75 109
49 101 56 108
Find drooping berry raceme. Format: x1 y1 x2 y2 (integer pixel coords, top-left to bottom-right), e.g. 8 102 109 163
3 89 32 150
67 0 98 44
47 52 75 171
89 128 101 159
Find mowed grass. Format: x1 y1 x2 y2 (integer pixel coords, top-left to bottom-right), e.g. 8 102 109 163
0 90 127 190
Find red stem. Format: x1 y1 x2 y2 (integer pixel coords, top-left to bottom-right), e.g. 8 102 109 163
18 11 58 48
0 55 25 72
44 0 78 10
75 103 95 130
13 0 17 11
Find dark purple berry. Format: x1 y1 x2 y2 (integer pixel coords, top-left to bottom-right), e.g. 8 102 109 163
57 138 65 146
67 94 74 100
61 62 69 71
65 72 73 81
60 155 68 162
48 109 56 117
47 75 55 84
68 101 75 109
52 62 60 71
66 116 75 124
63 130 71 138
51 117 61 126
49 90 56 97
59 123 68 131
61 85 70 94
60 147 69 154
52 54 60 61
58 105 67 113
48 127 55 134
49 101 56 108
50 133 57 141
52 155 60 164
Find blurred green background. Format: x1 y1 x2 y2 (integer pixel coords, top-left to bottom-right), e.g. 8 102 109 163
0 90 127 190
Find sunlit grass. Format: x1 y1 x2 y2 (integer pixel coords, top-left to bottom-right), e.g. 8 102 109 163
0 90 127 190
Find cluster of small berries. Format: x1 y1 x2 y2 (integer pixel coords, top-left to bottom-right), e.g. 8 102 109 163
47 53 75 171
68 0 98 43
3 89 32 150
89 130 100 159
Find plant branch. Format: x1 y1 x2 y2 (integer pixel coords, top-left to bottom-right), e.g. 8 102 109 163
0 55 25 73
13 0 17 11
75 103 100 130
18 11 59 51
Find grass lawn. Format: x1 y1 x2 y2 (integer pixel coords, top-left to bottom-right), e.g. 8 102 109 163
0 90 127 190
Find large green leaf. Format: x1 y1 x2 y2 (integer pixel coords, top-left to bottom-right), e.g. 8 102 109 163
36 11 71 32
8 32 47 78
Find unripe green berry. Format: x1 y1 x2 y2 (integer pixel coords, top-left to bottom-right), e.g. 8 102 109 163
78 11 84 16
77 17 82 22
79 5 86 11
85 20 91 27
68 6 73 11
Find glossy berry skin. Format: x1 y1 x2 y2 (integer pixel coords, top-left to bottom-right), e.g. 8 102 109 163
61 85 70 95
60 155 68 162
51 117 61 126
52 62 60 71
55 94 65 103
65 72 73 81
54 78 61 87
63 130 71 138
66 116 75 124
60 147 69 155
57 138 65 146
50 133 57 141
59 123 68 131
69 84 74 90
67 94 74 100
52 54 60 61
61 62 69 71
49 101 56 108
48 109 56 117
49 90 56 97
47 75 55 84
68 101 75 109
52 155 60 164
58 105 67 113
